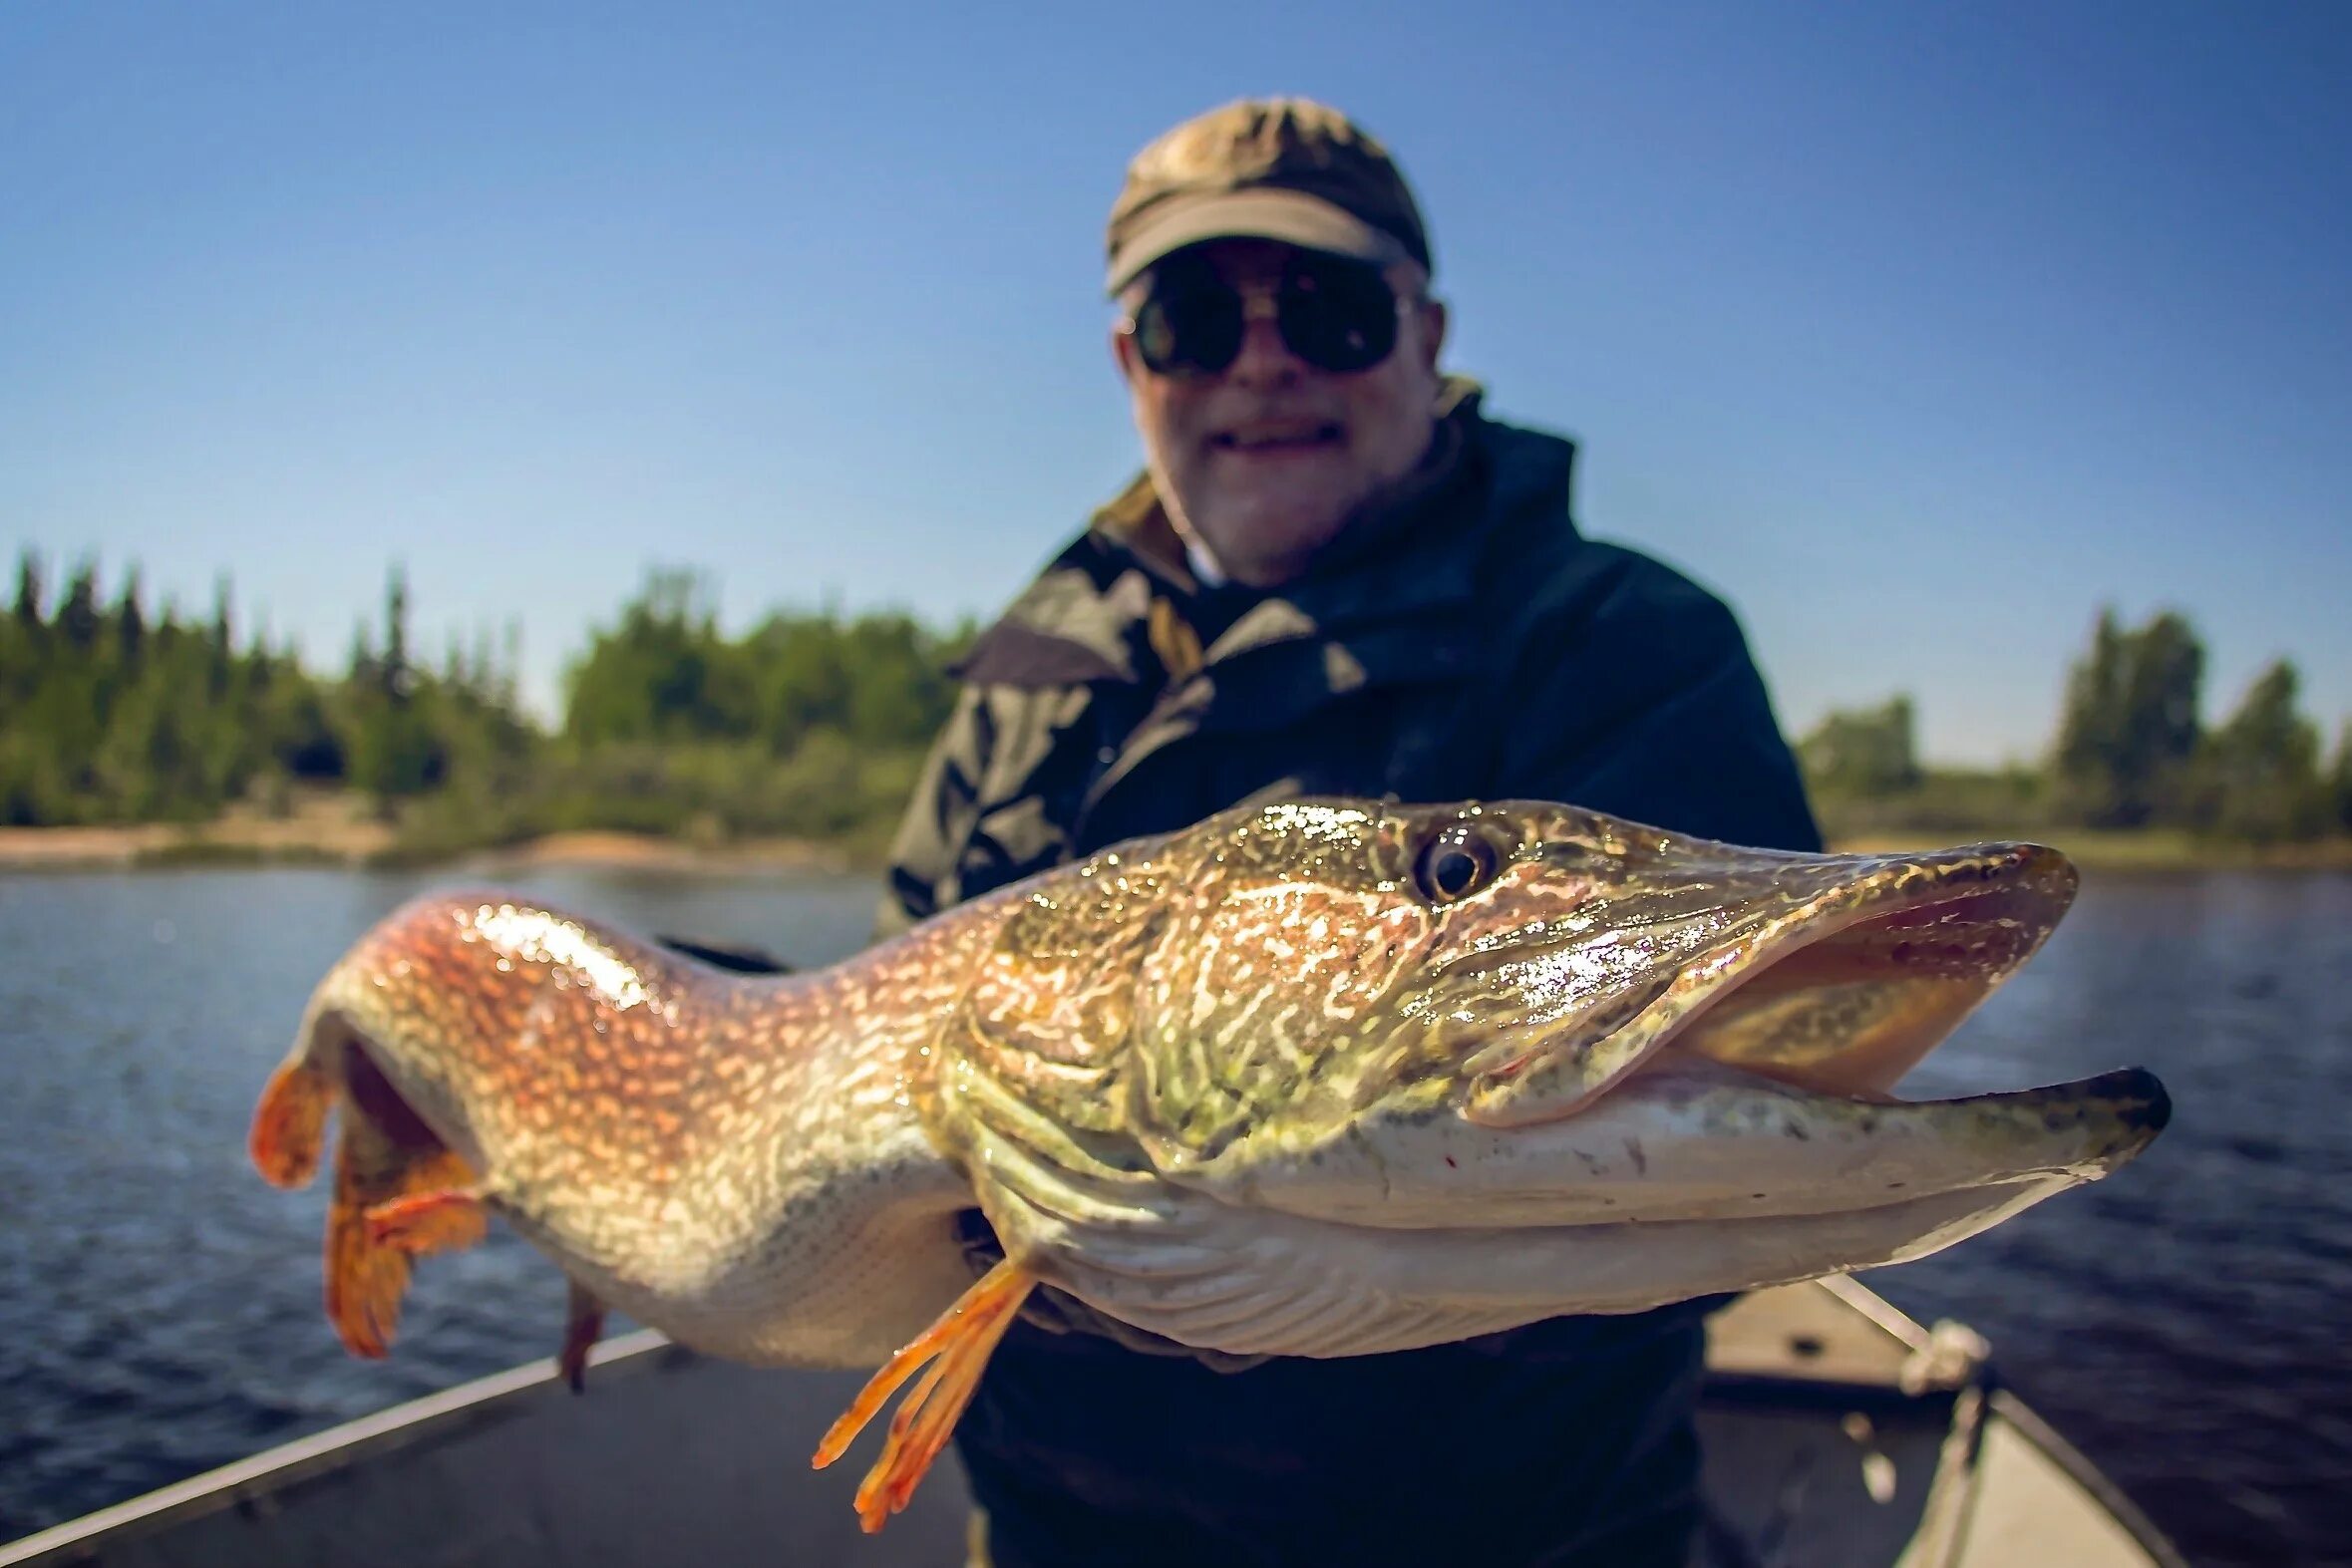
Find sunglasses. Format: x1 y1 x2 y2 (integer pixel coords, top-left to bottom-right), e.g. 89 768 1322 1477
1122 255 1414 378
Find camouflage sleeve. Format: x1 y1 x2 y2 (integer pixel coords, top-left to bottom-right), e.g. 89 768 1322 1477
872 683 993 941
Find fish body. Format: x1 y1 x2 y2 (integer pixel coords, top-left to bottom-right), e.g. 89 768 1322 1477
254 882 989 1367
250 797 2170 1524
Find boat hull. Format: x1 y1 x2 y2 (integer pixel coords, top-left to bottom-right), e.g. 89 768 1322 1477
1 1281 2184 1568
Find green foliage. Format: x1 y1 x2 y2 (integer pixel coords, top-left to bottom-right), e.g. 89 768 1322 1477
11 546 2328 856
2192 661 2328 842
1800 695 1921 799
2049 608 2204 828
0 557 530 829
12 551 44 630
562 569 754 747
1805 764 2046 841
0 554 964 855
531 570 962 848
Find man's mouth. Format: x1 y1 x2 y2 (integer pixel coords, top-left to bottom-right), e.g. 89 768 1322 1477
1211 421 1345 455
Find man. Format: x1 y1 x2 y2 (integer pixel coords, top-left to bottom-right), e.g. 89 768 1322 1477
877 98 1820 1568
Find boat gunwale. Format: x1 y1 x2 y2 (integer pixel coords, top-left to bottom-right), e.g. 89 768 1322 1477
1 1283 2193 1568
0 1330 680 1567
1979 1386 2193 1568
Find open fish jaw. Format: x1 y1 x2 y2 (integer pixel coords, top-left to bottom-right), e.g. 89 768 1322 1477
1457 839 2081 1124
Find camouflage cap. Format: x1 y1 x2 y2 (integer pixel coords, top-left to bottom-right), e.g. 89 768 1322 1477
1104 99 1433 294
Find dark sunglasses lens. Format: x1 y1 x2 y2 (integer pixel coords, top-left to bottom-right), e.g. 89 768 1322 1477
1136 287 1243 375
1280 261 1398 373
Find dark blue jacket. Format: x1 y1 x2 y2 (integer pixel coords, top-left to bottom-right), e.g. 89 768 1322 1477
877 386 1821 1568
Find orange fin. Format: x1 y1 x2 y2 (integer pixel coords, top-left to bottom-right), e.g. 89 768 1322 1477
327 1113 486 1360
812 1260 1036 1533
559 1280 607 1395
362 1186 489 1253
250 1058 333 1188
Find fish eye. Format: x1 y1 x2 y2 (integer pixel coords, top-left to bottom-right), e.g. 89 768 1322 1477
1413 827 1501 904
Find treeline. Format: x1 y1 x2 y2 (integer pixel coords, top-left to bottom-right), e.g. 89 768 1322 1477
0 553 967 853
1801 608 2352 843
0 554 357 825
509 569 970 852
5 552 2345 853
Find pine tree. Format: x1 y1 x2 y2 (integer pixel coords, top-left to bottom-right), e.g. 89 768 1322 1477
58 560 101 652
12 551 44 631
2202 661 2325 842
2050 608 2204 827
114 567 147 669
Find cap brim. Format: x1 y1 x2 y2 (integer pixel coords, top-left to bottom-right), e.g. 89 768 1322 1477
1105 188 1406 294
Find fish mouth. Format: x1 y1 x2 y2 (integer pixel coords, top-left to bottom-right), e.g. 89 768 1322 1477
1465 841 2084 1126
1140 841 2165 1243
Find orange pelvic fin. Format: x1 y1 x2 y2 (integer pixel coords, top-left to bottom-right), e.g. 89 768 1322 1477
363 1186 489 1253
559 1280 608 1395
250 1058 334 1189
811 1260 1036 1533
326 1094 487 1361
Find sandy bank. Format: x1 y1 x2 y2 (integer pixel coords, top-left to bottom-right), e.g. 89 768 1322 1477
0 821 852 876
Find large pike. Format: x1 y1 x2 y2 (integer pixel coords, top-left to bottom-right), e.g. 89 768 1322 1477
249 799 2169 1529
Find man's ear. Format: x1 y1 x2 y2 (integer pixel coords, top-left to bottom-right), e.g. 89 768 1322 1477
1111 322 1144 386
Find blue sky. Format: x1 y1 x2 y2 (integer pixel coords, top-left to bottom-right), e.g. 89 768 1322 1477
4 1 2346 764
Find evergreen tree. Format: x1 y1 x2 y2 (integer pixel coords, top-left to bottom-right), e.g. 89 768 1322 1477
57 561 101 652
208 575 235 699
2200 661 2325 842
2050 608 2204 827
12 551 44 631
382 562 412 699
1800 696 1922 799
343 563 444 807
347 622 379 691
113 567 147 670
562 568 752 745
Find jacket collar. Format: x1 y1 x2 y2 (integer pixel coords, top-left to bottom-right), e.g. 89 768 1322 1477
956 381 1579 690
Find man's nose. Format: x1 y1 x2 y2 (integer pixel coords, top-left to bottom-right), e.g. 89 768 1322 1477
1226 294 1304 386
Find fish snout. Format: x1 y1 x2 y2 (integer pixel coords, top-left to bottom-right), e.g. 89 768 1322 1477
1463 840 2083 1127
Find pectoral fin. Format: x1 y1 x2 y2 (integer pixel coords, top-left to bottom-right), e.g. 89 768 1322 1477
812 1259 1036 1533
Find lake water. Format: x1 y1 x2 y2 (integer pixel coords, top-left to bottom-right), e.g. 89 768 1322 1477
1 863 2347 1565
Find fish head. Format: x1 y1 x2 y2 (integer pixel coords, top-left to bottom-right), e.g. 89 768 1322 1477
942 798 2171 1356
1129 796 2091 1141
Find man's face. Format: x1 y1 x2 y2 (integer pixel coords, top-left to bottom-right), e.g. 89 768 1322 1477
1112 237 1449 589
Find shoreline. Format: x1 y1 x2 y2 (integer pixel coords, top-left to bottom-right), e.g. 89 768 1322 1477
3 818 2349 876
0 823 861 877
1826 827 2352 872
